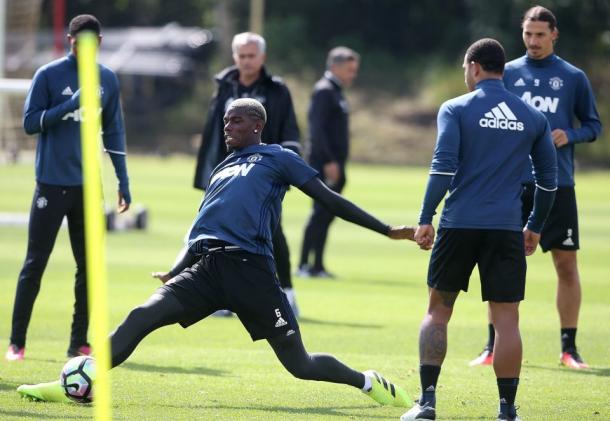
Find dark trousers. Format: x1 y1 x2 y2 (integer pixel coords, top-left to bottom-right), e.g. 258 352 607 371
272 219 292 289
110 291 364 388
9 183 88 350
299 164 346 271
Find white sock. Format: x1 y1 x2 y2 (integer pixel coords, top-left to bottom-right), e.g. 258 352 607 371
362 373 372 391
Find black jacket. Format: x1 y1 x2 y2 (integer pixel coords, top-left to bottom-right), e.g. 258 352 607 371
308 72 350 167
193 65 300 190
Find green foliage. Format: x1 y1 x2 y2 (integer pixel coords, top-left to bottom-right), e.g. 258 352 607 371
1 156 609 419
48 0 219 27
35 1 610 163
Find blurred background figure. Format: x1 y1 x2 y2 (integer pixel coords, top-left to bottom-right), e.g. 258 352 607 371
5 14 131 362
298 46 359 278
469 5 602 370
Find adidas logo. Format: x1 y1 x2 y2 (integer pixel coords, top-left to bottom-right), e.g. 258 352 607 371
479 101 524 131
62 86 74 96
514 78 526 87
562 228 574 246
275 317 287 328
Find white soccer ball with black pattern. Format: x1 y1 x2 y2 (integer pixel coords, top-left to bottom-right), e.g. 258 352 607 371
60 356 95 403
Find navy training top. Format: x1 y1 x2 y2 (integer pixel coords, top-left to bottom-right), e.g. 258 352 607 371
428 79 557 231
504 54 601 187
23 53 128 188
187 143 318 257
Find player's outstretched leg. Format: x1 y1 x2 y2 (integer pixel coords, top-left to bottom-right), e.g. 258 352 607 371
109 290 184 367
16 289 185 402
268 331 410 407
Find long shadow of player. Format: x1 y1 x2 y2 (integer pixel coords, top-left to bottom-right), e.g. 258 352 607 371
0 380 20 392
120 361 229 376
523 363 610 377
182 403 396 418
0 409 83 419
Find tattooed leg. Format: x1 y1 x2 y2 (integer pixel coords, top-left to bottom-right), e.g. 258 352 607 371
419 288 459 366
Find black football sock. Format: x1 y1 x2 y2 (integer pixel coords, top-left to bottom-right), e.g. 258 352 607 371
497 377 519 416
486 323 496 350
561 328 577 352
419 364 440 406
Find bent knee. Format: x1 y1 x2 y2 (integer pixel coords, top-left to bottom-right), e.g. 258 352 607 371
126 305 151 326
287 364 315 380
283 356 319 381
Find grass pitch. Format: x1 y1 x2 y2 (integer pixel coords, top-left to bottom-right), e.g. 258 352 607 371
1 155 608 420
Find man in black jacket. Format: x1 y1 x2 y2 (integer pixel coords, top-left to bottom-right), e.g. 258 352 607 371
193 32 301 314
298 47 360 278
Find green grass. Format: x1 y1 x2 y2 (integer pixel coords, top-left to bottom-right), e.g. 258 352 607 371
1 156 609 420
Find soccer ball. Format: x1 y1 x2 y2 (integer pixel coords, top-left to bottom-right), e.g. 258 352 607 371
60 356 95 403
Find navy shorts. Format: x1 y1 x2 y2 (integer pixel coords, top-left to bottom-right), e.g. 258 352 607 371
427 228 526 302
159 248 298 341
521 184 579 252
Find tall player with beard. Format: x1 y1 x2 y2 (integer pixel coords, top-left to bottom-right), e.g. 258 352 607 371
470 5 602 370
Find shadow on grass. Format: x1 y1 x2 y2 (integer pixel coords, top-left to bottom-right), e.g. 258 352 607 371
0 408 83 419
0 381 19 392
159 403 394 418
157 402 494 420
298 317 383 329
120 361 229 377
27 357 69 365
27 358 231 377
524 363 610 377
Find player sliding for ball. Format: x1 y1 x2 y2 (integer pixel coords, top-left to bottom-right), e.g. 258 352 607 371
17 98 415 407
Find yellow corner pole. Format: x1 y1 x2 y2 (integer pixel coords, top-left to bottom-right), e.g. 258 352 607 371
76 31 112 421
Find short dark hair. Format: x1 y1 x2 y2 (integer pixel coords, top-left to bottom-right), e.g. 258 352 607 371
326 46 360 69
522 5 557 31
68 14 101 37
465 38 505 74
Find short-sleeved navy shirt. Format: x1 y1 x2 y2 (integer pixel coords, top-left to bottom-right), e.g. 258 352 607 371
187 143 317 257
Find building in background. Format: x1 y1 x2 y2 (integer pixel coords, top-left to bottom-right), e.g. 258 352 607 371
2 19 215 159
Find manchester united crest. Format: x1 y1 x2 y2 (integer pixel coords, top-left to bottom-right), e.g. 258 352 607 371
36 196 48 209
549 77 563 91
247 153 263 163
